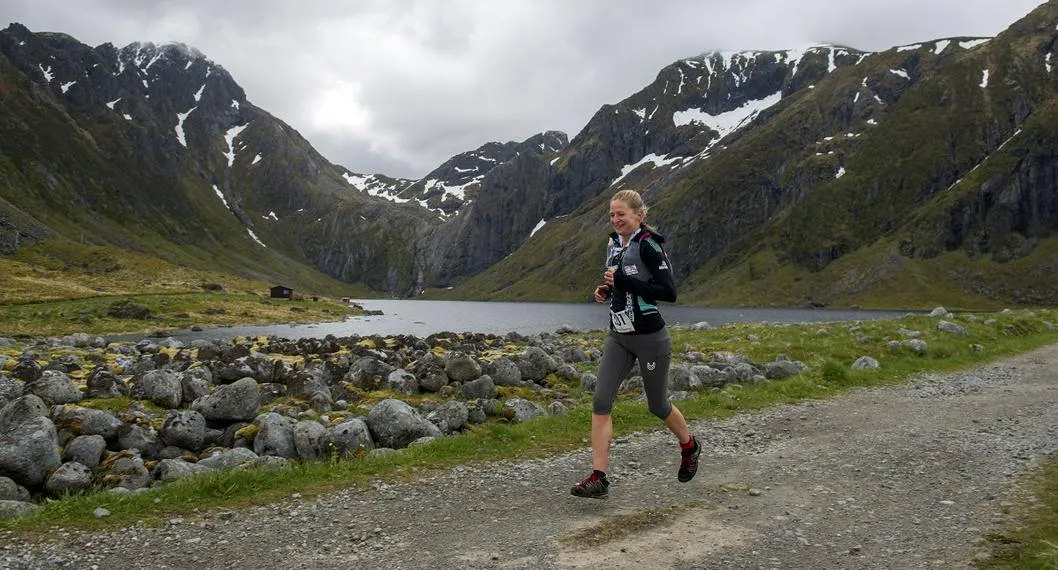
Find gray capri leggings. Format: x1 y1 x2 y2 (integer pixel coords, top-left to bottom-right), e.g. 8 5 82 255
592 328 673 419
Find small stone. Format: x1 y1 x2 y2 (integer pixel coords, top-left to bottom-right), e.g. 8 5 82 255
748 488 762 496
849 545 862 555
93 508 110 518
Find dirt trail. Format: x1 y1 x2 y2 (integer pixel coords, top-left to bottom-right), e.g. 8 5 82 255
6 345 1058 569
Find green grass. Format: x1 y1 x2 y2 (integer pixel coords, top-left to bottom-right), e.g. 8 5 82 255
2 308 1057 534
977 455 1058 569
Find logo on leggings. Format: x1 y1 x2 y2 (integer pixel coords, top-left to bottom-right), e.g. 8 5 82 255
646 361 656 371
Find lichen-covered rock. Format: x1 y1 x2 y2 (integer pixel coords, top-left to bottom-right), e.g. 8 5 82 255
294 420 327 460
326 418 374 457
98 451 150 491
383 369 418 394
516 347 557 383
192 377 261 422
197 447 258 470
253 412 297 459
152 458 211 483
937 320 969 335
0 476 30 502
45 461 93 496
502 398 544 424
160 410 206 451
0 415 60 487
426 400 469 434
444 352 482 382
365 399 440 449
459 375 497 400
62 434 106 470
0 395 48 433
486 357 522 386
669 365 700 391
0 500 38 519
25 370 82 405
762 360 804 380
116 422 162 458
852 356 881 369
84 366 128 399
130 369 182 409
0 377 24 409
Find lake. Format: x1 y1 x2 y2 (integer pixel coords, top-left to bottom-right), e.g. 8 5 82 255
154 300 913 342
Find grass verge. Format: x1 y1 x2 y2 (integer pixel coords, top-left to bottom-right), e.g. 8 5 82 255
1 309 1057 534
976 455 1058 569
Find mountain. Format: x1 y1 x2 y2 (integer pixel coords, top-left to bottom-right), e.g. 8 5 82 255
3 1 1058 309
0 24 441 294
446 2 1058 309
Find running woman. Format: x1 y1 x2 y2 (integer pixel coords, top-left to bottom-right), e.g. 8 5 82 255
571 189 700 498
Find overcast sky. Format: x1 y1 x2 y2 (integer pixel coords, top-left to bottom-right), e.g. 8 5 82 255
4 0 1047 178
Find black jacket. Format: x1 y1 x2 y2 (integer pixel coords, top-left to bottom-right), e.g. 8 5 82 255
606 228 677 334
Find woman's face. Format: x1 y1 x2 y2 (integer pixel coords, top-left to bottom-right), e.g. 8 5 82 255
610 199 644 239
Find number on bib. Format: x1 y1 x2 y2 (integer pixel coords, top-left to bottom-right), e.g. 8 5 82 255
610 308 635 333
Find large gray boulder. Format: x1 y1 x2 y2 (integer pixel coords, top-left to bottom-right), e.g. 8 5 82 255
116 423 162 458
517 347 557 383
130 369 182 409
179 369 211 407
383 369 418 394
152 458 211 483
0 377 23 409
502 398 544 424
160 410 206 451
293 420 328 460
197 447 258 470
344 356 395 391
192 377 261 422
98 452 150 490
25 370 82 405
426 400 469 434
0 415 61 487
45 462 93 496
486 358 522 386
253 413 298 459
444 352 481 382
56 408 122 440
63 434 107 470
0 476 30 502
365 399 441 449
459 375 497 400
0 500 38 519
84 367 127 399
326 418 375 457
0 394 48 433
762 360 804 380
668 365 700 391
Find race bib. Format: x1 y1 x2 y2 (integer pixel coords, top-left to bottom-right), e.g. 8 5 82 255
610 306 635 333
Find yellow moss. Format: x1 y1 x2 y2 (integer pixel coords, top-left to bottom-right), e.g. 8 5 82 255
431 346 448 356
235 424 259 441
357 339 377 349
384 337 397 348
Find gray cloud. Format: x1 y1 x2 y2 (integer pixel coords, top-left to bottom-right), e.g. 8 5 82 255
4 0 1046 177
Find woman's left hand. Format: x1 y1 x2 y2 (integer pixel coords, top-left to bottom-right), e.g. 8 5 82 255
603 269 615 288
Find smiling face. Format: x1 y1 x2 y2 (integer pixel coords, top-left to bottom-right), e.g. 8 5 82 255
610 198 645 240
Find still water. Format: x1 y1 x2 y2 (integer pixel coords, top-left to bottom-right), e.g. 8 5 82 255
158 300 911 342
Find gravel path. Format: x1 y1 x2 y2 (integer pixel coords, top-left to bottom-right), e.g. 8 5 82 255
4 344 1058 569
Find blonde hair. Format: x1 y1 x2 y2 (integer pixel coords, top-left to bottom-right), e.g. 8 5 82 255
611 189 656 232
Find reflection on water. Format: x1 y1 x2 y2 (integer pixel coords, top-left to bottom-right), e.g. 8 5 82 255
148 299 912 343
